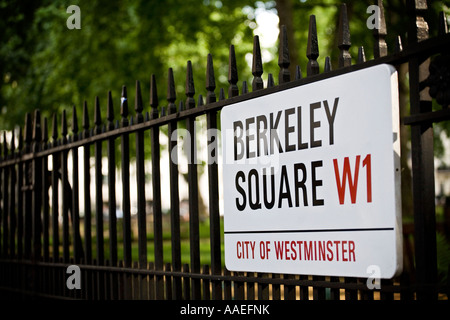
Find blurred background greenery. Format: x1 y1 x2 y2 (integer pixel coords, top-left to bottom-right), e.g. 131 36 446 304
0 0 446 129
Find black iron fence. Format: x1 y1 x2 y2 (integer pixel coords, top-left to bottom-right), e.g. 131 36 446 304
1 0 450 300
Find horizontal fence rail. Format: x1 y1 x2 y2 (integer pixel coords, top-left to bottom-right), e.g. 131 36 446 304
1 1 450 300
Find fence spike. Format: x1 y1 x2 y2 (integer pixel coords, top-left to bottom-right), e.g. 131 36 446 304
83 101 90 138
278 25 290 84
185 60 196 109
373 0 388 58
3 131 7 157
150 74 159 120
61 109 67 143
18 127 23 152
42 117 48 150
242 80 248 94
33 109 42 145
121 85 129 126
206 53 216 104
10 129 15 154
24 112 32 149
307 15 319 76
267 73 275 88
228 45 239 98
252 36 264 91
295 65 303 80
338 3 352 68
51 113 58 146
324 57 332 72
358 46 366 63
107 91 114 130
94 96 102 135
72 105 79 137
135 80 144 123
439 11 448 36
198 94 204 107
168 68 177 115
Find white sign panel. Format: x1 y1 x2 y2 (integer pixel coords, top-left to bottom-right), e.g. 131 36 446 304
221 64 402 278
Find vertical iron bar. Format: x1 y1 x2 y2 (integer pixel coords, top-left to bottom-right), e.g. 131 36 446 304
61 110 70 263
107 92 118 268
252 36 264 91
373 0 388 58
16 128 23 259
107 92 118 300
185 60 201 299
150 74 165 299
32 110 43 262
42 119 49 262
94 97 104 267
135 80 148 299
2 133 9 257
51 114 59 262
307 15 319 76
228 45 239 98
338 4 351 68
167 68 182 299
407 0 437 300
72 106 82 263
120 86 132 267
278 25 291 84
206 53 222 300
9 131 16 258
83 101 92 265
120 86 132 300
2 131 10 257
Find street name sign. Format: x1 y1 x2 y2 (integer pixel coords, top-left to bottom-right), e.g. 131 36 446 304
220 64 402 278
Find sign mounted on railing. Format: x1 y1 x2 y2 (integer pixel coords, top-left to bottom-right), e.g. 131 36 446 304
221 64 402 279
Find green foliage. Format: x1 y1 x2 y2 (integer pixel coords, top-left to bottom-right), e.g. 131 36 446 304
0 0 256 131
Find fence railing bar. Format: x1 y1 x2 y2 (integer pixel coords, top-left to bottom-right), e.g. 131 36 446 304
307 15 319 76
134 80 148 300
119 86 132 269
252 36 263 91
71 107 82 264
166 67 182 300
32 111 43 261
51 114 59 263
94 97 104 268
407 0 437 301
228 45 239 98
16 127 24 259
373 0 388 58
338 3 351 68
8 131 16 259
2 134 9 258
278 25 290 85
82 101 92 265
185 60 201 299
41 118 49 262
61 110 70 263
107 91 118 271
205 53 222 300
150 74 165 300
